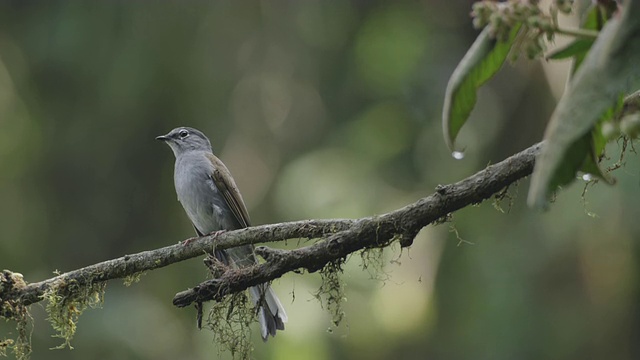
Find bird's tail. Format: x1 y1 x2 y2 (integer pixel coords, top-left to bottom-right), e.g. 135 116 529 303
249 284 287 341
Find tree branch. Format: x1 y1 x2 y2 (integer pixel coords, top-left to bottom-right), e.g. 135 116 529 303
0 142 541 314
1 219 354 307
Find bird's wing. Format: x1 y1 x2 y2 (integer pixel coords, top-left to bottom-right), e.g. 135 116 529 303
205 152 251 229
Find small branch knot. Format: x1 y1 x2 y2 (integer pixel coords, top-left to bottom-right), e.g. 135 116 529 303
204 254 229 278
327 238 342 255
399 229 420 248
1 270 28 320
254 246 287 262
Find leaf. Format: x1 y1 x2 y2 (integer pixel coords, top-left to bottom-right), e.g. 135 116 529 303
544 117 614 193
550 3 617 185
579 122 615 184
570 4 612 73
546 39 594 60
528 0 640 209
442 24 521 151
582 3 608 32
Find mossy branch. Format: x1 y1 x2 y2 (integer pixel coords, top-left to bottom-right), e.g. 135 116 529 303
1 142 541 313
0 219 355 308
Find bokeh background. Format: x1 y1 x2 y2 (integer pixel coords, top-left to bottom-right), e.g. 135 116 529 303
1 1 639 359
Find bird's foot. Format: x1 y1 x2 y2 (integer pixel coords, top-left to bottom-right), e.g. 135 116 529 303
209 230 227 238
181 237 198 245
181 230 226 246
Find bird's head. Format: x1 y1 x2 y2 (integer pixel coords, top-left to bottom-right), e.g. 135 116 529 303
156 127 212 157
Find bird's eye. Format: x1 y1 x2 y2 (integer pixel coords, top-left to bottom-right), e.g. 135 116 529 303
179 130 189 139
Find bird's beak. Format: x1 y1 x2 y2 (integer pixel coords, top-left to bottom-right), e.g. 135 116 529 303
156 134 170 141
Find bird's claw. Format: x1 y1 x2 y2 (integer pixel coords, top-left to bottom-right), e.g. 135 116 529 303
181 230 226 246
209 230 226 238
181 237 198 245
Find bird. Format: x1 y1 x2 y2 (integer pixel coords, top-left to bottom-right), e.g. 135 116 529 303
156 126 287 341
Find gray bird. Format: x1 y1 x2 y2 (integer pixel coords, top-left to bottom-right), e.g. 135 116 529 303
156 126 287 341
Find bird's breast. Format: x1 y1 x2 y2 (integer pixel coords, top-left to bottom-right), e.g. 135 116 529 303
174 154 226 234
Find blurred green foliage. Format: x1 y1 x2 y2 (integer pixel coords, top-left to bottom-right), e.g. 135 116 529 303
0 1 638 359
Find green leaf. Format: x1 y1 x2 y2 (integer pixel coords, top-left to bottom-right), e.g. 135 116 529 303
442 24 521 151
579 127 614 184
576 96 624 184
569 4 612 73
582 3 606 31
547 132 591 191
528 0 640 209
544 119 614 193
547 39 594 60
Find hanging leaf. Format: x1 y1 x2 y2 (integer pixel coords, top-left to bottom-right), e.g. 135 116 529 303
569 2 620 185
442 24 521 151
